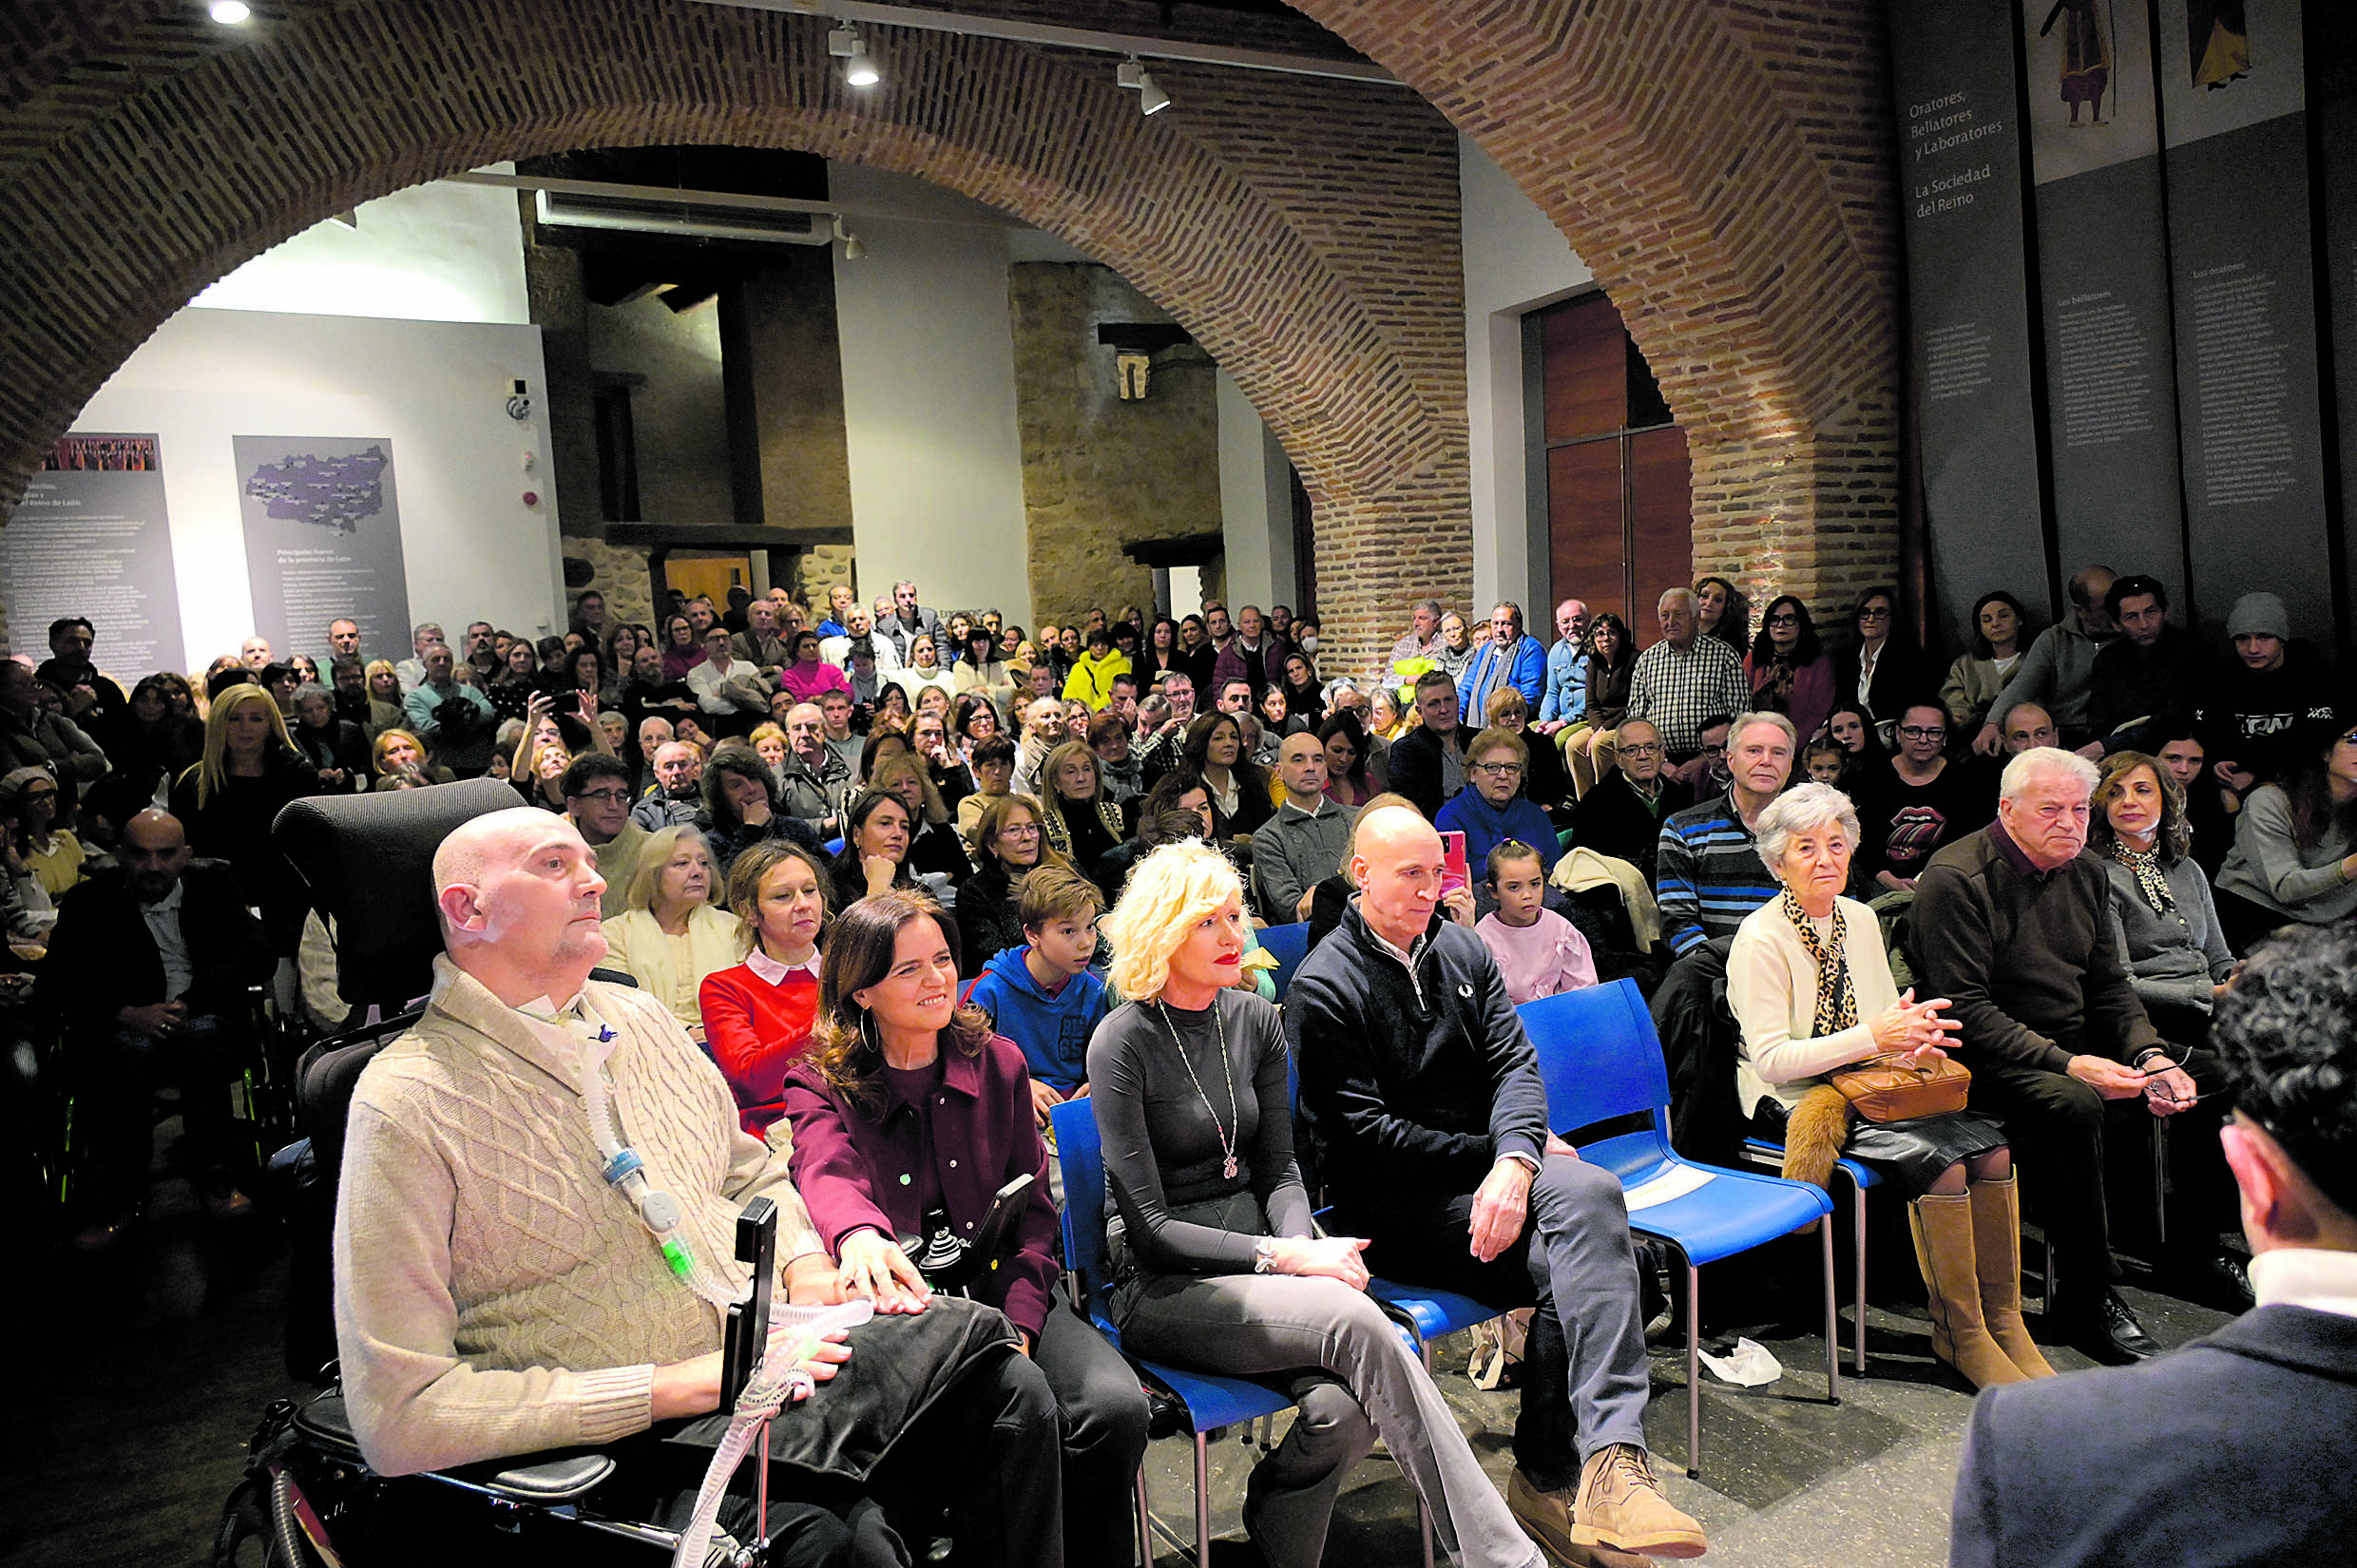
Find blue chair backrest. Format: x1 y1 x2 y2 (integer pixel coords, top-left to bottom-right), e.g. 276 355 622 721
1259 921 1312 999
1050 1097 1116 1332
1519 977 1674 1139
823 836 846 856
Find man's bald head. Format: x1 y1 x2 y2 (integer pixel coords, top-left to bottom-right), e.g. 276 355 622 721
1352 803 1440 866
1350 805 1449 947
432 808 546 913
120 808 191 900
432 809 608 1001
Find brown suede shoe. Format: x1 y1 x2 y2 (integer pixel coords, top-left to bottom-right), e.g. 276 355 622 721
1571 1444 1708 1559
1511 1468 1652 1567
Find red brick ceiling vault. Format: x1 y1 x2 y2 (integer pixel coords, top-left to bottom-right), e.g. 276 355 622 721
1288 0 1907 613
0 0 1469 674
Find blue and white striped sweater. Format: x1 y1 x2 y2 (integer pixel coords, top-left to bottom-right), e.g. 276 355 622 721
1655 792 1778 954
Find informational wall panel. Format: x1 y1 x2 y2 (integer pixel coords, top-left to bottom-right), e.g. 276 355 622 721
234 434 412 663
0 434 185 675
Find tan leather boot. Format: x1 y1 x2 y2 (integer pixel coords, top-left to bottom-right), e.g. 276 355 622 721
1968 1173 2058 1378
1571 1444 1707 1559
1908 1192 2029 1390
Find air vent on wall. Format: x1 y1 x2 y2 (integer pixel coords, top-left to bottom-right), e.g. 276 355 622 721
532 187 828 246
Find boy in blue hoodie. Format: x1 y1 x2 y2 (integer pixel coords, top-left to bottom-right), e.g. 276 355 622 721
967 863 1110 1128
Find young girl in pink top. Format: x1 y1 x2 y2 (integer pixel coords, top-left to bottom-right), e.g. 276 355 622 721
1473 840 1597 1004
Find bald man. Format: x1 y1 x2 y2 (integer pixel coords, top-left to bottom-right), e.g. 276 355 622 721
332 808 1062 1563
1288 807 1706 1562
1974 564 2120 755
46 808 272 1246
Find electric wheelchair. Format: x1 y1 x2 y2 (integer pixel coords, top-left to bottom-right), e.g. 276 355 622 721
213 780 811 1568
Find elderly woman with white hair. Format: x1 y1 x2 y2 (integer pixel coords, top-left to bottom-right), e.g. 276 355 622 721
1088 841 1545 1568
1726 781 2050 1390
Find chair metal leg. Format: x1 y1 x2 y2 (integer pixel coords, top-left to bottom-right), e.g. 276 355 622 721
1847 1171 1868 1376
1195 1431 1213 1568
1821 1214 1841 1405
1134 1467 1152 1568
1683 1257 1701 1480
1419 1498 1436 1568
2152 1117 2170 1249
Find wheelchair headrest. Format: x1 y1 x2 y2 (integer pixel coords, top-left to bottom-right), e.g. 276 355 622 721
272 778 527 1006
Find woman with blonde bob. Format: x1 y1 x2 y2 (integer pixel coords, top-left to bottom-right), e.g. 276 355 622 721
1089 841 1544 1568
1724 781 2046 1390
599 824 747 1040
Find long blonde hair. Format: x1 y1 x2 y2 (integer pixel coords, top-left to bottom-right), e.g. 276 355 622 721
181 682 299 808
1101 839 1243 1002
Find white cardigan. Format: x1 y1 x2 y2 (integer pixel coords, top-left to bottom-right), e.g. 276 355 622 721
600 904 748 1026
1725 895 1901 1116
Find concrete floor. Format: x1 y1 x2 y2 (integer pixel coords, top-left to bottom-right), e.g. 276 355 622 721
4 1161 2237 1568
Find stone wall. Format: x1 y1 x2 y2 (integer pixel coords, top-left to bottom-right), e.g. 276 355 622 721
564 536 656 629
1007 262 1219 629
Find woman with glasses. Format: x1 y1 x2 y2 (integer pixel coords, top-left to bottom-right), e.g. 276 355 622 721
1835 585 1928 750
1852 701 1990 894
1746 595 1837 748
1436 727 1561 899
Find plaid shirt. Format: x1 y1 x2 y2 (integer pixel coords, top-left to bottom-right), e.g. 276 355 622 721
1625 636 1750 755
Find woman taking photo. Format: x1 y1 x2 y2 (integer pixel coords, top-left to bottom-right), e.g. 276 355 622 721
488 637 542 726
1038 739 1126 878
1091 841 1545 1568
2213 718 2357 950
1746 595 1837 750
784 890 1150 1566
600 825 745 1039
956 793 1058 975
699 839 833 1136
1180 712 1272 837
1940 590 2029 738
1725 783 2045 1390
168 681 318 950
869 682 913 735
830 789 921 910
1568 611 1637 797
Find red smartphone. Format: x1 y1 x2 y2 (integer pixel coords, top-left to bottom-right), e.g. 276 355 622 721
1440 831 1469 897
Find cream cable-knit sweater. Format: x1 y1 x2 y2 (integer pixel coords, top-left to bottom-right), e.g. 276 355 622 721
333 956 825 1477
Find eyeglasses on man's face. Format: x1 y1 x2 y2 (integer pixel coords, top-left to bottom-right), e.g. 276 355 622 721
1618 742 1663 757
570 788 631 807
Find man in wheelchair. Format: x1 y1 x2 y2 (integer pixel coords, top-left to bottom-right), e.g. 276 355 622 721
330 806 1063 1566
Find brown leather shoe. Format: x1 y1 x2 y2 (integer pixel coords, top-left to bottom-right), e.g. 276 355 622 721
1571 1444 1708 1559
1511 1468 1651 1566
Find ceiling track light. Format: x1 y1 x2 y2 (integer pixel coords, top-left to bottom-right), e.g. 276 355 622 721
1115 56 1170 117
827 23 880 88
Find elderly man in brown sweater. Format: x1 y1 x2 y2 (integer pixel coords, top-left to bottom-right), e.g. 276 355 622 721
1912 748 2213 1367
331 806 1061 1566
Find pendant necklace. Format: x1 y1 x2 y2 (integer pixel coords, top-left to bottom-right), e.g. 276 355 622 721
1159 998 1241 1180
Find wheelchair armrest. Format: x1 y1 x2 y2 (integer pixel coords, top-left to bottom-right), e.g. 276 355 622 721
290 1391 617 1504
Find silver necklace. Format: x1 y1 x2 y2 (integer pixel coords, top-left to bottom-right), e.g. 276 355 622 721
1159 999 1241 1181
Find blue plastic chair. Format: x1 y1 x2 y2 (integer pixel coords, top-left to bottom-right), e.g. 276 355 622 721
1519 980 1837 1479
1742 1138 1878 1376
1257 920 1312 1001
1051 1098 1290 1568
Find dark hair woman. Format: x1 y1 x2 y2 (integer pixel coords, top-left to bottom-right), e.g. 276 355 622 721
2214 718 2357 951
1836 584 1929 748
830 788 919 910
1278 651 1325 730
1941 590 2031 737
1696 575 1752 655
660 613 703 681
1179 711 1271 837
489 636 542 727
786 889 1147 1565
1570 611 1638 797
1746 594 1837 747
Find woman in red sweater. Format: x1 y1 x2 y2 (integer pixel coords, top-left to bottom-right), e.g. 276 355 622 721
699 838 833 1135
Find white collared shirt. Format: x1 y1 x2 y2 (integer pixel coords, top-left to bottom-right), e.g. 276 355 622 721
744 947 823 987
2249 1248 2357 1320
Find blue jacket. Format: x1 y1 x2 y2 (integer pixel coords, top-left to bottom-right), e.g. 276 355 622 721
1435 789 1561 881
1538 639 1588 724
1950 1305 2357 1568
965 945 1110 1092
1459 634 1545 725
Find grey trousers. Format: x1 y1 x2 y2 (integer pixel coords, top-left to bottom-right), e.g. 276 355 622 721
1116 1270 1543 1568
1332 1156 1652 1490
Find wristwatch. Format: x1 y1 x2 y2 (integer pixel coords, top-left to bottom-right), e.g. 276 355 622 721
1252 1236 1277 1273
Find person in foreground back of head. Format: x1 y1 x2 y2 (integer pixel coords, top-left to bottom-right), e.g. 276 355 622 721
332 806 1061 1566
1948 920 2357 1568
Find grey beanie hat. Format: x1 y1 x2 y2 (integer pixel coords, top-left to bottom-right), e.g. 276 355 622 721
2227 592 2289 641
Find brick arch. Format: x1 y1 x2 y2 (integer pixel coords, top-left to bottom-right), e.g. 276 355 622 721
0 1 1467 671
1289 0 1905 612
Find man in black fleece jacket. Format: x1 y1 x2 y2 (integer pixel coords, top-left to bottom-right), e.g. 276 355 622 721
1290 806 1705 1563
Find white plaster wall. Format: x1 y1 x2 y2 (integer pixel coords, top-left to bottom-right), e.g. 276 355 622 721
191 170 531 326
1460 136 1593 614
1217 369 1296 613
74 308 563 667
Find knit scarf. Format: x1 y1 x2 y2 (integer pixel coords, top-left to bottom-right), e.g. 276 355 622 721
2110 842 2175 914
1781 889 1856 1040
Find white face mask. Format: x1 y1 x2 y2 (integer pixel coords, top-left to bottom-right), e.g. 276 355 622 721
1297 635 1317 655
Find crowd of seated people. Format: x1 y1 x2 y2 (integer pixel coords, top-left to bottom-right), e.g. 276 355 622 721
12 563 2354 1565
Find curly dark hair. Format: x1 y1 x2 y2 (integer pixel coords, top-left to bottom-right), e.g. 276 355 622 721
2211 922 2357 1218
1748 594 1822 668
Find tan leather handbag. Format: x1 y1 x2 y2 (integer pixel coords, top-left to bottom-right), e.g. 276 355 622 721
1829 1052 1970 1123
